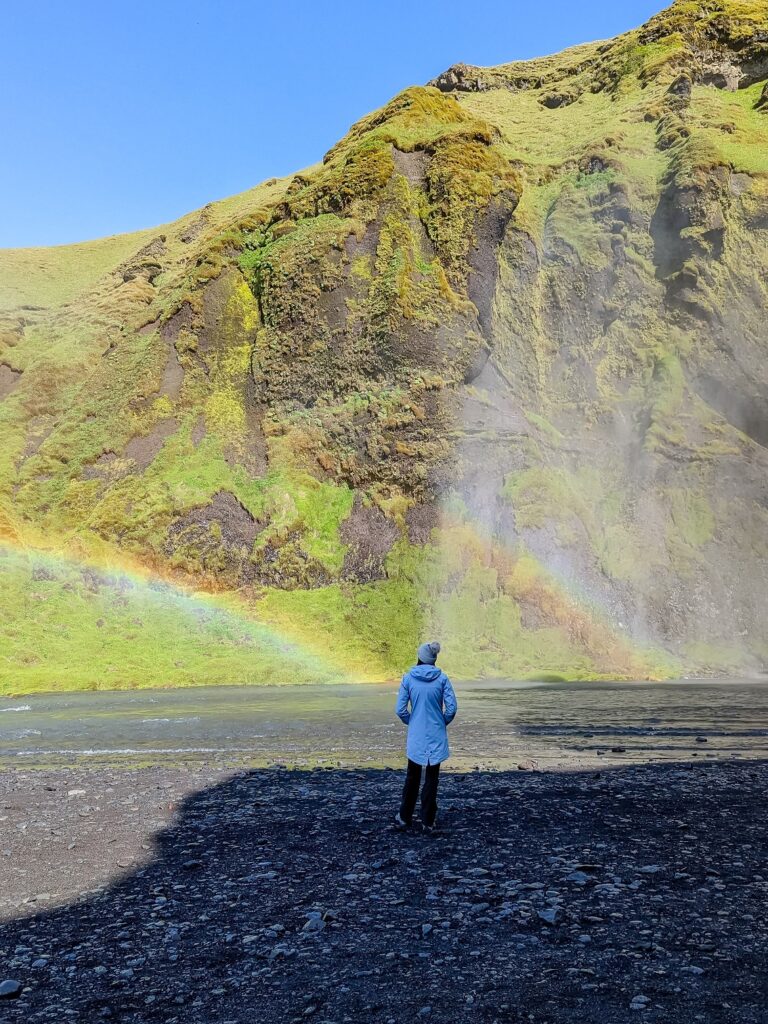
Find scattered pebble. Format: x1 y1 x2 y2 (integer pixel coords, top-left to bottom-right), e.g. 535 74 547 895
0 761 765 1021
0 980 22 999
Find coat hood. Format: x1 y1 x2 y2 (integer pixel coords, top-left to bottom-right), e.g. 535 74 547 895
409 664 442 683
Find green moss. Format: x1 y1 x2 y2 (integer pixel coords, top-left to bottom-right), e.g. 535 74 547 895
645 352 686 449
511 179 566 245
459 79 665 187
258 529 670 682
0 231 158 312
642 1 768 49
688 84 768 174
366 178 465 344
259 573 421 682
525 671 571 682
423 135 520 279
253 470 354 572
327 86 488 157
668 488 716 549
546 177 613 266
0 171 293 314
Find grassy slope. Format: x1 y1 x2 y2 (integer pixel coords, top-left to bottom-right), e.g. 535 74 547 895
0 175 296 312
0 546 341 695
0 231 158 312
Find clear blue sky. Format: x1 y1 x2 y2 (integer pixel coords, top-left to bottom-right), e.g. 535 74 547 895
1 0 663 248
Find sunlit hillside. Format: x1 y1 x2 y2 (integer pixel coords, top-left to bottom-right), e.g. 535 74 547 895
2 0 767 693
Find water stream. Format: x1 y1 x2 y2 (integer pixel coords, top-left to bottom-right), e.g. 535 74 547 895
2 679 767 771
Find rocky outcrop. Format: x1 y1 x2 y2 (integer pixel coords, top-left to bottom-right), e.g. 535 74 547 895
429 63 493 93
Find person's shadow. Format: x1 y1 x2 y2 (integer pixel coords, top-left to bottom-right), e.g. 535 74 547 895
1 762 767 1023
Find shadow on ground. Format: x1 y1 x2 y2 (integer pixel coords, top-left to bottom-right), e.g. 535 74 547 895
1 760 767 1023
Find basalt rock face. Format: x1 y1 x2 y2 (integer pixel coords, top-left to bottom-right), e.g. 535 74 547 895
1 0 767 686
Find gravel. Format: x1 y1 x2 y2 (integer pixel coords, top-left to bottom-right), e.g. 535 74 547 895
1 760 767 1022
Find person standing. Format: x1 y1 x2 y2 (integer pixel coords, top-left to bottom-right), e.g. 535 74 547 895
394 641 457 833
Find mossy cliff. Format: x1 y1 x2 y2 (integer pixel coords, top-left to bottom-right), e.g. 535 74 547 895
1 0 767 692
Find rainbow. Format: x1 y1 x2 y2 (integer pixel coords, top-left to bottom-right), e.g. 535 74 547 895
0 519 354 688
432 506 674 679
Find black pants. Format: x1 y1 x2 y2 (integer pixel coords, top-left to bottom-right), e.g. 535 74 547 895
400 759 440 827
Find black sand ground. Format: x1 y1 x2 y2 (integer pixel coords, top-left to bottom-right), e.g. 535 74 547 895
1 761 767 1023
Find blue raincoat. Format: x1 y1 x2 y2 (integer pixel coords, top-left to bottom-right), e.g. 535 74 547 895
396 665 458 766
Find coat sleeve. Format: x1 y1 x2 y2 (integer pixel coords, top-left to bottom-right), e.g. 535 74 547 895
442 675 457 725
396 675 411 724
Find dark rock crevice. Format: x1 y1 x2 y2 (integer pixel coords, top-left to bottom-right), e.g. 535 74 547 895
0 363 22 400
467 197 518 343
118 236 167 285
693 372 768 449
650 170 729 284
164 491 268 585
339 498 399 583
